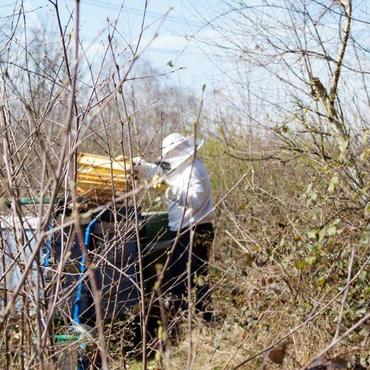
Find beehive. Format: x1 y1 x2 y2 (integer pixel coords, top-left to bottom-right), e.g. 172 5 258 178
76 153 131 201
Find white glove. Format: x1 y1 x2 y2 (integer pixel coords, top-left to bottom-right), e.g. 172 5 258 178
165 186 180 202
132 156 143 166
152 174 168 192
131 157 158 179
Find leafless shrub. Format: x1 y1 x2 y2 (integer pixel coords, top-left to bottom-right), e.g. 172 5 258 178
0 1 369 370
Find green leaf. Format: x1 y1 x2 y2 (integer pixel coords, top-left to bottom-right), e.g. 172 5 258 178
305 256 317 265
327 175 339 194
308 244 317 253
326 220 340 237
316 276 326 287
338 137 349 153
360 148 370 161
295 260 308 270
307 230 317 240
355 307 367 318
198 275 205 287
326 225 337 236
364 202 370 218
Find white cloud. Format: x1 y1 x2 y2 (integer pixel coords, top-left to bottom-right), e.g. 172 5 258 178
147 34 188 51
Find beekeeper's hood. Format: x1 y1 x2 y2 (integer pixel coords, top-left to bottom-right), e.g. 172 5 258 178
160 133 204 170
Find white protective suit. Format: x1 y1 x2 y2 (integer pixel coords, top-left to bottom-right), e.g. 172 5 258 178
135 133 214 231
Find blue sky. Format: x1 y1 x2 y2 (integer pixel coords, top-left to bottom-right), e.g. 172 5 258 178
13 0 225 90
3 1 369 132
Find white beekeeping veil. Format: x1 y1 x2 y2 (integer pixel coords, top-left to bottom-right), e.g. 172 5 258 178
160 133 204 171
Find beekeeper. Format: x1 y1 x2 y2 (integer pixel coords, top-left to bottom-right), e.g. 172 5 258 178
133 133 214 320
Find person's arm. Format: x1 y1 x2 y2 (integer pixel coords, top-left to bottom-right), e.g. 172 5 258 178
177 180 207 209
166 177 208 209
132 157 160 179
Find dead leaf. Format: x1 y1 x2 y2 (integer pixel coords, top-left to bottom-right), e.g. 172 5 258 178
264 340 290 365
306 355 349 370
306 354 328 369
327 356 347 369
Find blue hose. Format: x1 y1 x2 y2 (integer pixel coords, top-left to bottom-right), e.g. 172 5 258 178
72 218 98 325
41 224 53 268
